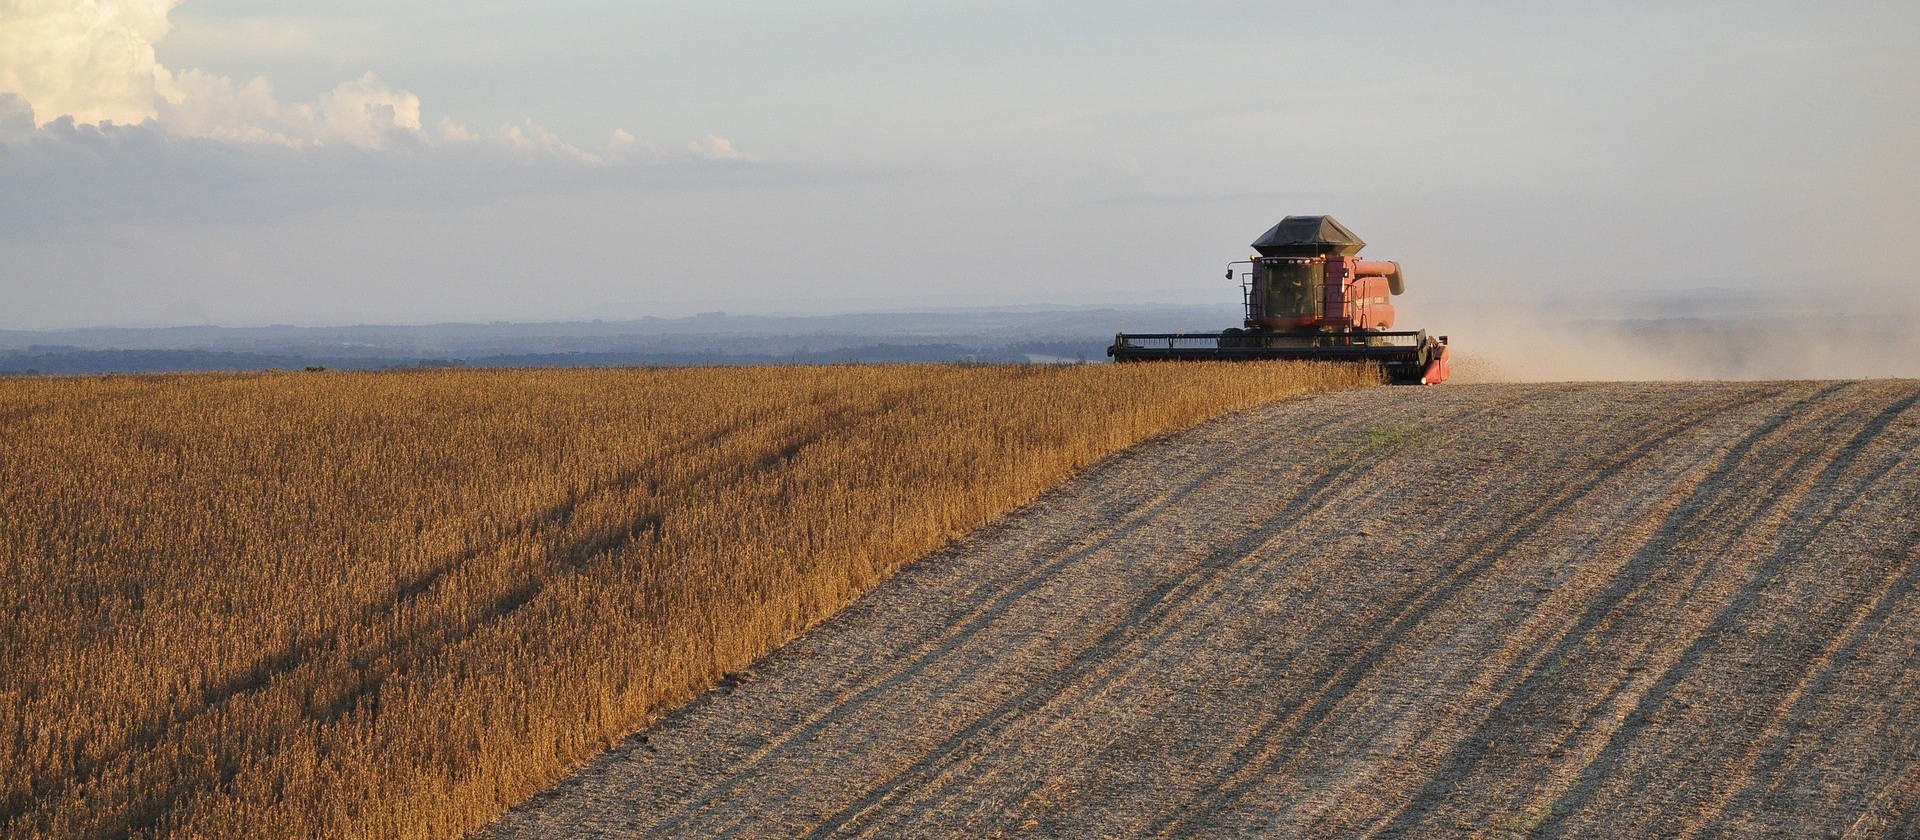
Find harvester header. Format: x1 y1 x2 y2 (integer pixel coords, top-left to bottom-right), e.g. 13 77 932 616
1109 215 1451 385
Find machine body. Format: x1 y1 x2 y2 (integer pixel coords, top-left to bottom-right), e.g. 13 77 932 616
1110 215 1451 385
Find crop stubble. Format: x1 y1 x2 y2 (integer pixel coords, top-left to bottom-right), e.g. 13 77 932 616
476 380 1920 839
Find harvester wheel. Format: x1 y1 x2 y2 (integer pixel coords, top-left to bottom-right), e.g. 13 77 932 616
1218 328 1250 349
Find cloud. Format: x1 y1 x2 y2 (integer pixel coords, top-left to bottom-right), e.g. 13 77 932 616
0 0 177 126
0 1 760 231
0 92 34 138
153 68 427 149
687 134 743 161
0 0 742 162
0 115 772 236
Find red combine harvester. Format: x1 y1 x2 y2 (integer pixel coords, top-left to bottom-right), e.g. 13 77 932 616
1109 215 1452 384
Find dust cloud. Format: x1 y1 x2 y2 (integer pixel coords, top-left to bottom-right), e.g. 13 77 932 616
1429 296 1920 383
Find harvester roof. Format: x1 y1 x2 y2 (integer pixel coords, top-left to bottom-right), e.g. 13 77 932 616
1251 215 1366 257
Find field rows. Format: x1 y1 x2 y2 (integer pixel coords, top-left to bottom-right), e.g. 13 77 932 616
478 380 1920 838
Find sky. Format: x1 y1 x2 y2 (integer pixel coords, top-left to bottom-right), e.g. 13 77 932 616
1 0 1916 330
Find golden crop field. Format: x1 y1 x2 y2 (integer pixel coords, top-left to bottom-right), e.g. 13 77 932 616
0 362 1372 840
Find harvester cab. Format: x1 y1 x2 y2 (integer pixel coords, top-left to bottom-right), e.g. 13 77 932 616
1109 215 1451 385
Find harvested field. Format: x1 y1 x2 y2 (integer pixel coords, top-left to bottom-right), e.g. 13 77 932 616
479 380 1920 839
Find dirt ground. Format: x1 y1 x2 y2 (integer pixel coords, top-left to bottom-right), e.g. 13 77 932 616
474 381 1920 839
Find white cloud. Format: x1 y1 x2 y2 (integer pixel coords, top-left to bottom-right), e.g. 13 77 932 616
0 0 178 126
151 68 428 150
0 0 743 163
687 134 744 161
0 0 767 236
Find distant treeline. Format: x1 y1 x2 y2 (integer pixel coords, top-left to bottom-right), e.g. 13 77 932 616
0 341 1100 375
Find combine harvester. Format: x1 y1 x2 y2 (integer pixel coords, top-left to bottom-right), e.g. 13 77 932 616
1109 215 1452 384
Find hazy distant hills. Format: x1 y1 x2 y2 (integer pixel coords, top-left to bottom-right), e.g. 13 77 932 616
0 306 1240 374
3 290 1911 381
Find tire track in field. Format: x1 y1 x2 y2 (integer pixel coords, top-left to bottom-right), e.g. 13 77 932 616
650 391 1450 838
640 468 1217 838
796 438 1399 839
1648 407 1920 839
1353 382 1883 838
1448 383 1920 839
774 394 1547 837
1683 534 1920 840
1143 383 1839 838
1530 387 1920 839
724 393 1550 840
473 381 1920 840
891 384 1775 833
